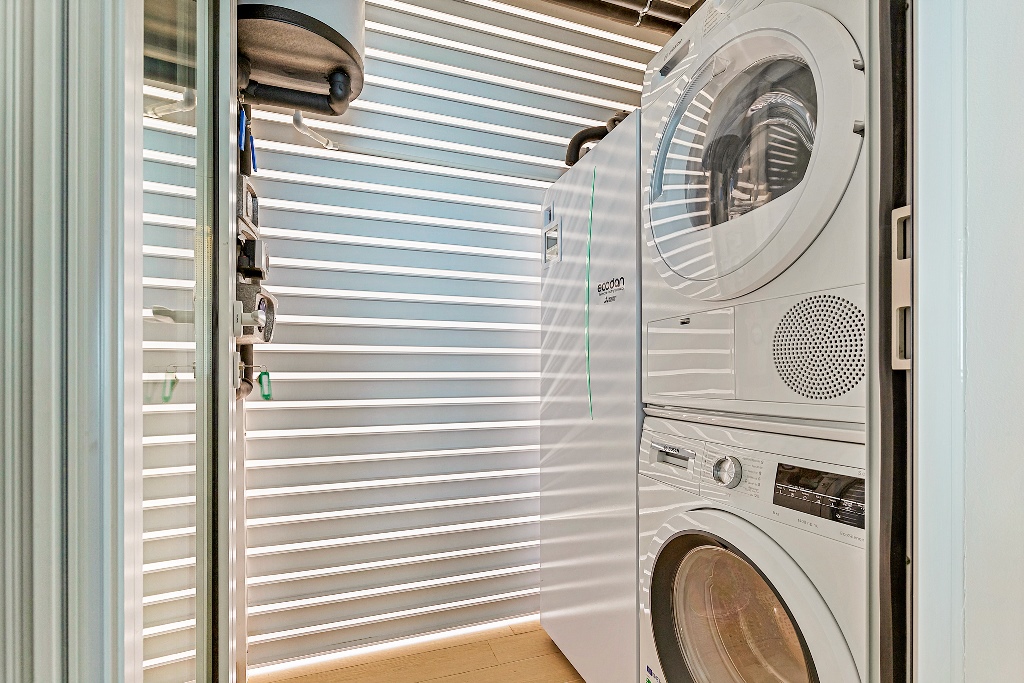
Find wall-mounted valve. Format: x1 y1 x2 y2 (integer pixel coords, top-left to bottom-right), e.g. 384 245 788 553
234 282 278 345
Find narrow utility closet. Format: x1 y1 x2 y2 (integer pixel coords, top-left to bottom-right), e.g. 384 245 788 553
140 0 669 679
14 0 1024 680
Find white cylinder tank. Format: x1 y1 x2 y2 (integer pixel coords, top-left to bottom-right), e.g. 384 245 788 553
238 0 365 113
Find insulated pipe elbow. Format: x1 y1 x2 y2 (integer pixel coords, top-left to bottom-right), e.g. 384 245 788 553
606 110 628 132
326 70 351 115
241 69 352 117
565 125 609 166
565 111 631 166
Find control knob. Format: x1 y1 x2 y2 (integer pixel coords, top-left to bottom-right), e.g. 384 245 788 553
712 455 743 489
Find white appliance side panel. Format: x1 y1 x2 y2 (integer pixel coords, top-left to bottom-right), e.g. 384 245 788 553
540 115 639 683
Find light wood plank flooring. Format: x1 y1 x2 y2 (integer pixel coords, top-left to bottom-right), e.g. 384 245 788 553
249 619 583 683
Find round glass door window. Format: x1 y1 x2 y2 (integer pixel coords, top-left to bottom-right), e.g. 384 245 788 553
675 547 811 682
648 53 818 282
651 538 817 683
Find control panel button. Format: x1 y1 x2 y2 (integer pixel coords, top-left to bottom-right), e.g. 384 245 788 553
712 455 743 489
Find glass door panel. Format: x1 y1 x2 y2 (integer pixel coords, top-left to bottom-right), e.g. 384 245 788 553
140 0 213 679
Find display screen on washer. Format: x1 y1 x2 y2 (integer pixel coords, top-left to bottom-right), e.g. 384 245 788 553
773 464 866 529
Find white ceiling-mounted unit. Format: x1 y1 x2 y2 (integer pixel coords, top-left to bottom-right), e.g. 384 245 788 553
238 0 365 115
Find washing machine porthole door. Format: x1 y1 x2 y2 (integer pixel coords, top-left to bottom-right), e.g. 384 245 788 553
650 535 819 683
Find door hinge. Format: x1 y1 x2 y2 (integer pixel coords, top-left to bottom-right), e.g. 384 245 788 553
891 206 912 369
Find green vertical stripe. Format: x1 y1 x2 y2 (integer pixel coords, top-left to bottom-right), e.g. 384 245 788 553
585 167 595 420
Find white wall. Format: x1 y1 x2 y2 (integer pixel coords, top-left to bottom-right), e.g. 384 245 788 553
916 0 1024 679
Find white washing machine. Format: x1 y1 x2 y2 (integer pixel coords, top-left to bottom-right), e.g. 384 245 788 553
540 114 641 683
637 416 866 683
640 0 871 425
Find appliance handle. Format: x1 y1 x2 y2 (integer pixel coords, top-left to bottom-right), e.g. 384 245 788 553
652 443 697 469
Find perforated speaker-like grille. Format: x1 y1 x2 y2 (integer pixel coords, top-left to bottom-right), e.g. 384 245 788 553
772 295 867 400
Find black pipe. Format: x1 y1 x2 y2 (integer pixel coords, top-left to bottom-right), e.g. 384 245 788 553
565 111 631 166
237 345 255 401
606 110 629 131
565 126 610 166
241 69 352 117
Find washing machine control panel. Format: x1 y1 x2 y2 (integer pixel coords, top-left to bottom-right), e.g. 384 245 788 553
698 444 866 547
640 427 866 546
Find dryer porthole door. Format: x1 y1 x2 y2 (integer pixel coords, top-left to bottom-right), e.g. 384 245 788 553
643 4 865 301
650 534 817 683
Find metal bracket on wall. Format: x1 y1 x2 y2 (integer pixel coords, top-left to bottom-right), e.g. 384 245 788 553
891 206 913 369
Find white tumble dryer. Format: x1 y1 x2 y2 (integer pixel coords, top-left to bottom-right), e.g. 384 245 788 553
540 114 641 683
640 0 871 425
638 416 867 683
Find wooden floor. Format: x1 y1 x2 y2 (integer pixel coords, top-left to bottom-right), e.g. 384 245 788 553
249 619 583 683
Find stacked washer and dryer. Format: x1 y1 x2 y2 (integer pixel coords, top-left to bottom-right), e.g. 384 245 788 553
637 1 872 682
541 0 883 680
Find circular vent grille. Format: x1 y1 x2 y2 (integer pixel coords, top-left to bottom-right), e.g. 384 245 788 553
772 295 866 400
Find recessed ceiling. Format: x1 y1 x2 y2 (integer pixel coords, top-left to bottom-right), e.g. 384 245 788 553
537 0 703 34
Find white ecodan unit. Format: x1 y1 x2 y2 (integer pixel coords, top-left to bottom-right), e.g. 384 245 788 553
540 114 641 683
640 0 870 425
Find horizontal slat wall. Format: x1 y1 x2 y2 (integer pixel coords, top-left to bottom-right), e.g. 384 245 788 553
141 109 201 681
241 0 662 670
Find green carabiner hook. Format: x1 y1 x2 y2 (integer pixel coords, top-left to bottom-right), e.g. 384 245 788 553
257 369 272 401
162 367 179 403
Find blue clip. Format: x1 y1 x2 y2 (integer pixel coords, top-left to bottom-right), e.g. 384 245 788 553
238 108 247 151
250 133 257 172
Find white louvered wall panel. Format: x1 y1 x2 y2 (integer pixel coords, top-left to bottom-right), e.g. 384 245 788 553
242 0 661 669
141 112 201 682
138 0 664 674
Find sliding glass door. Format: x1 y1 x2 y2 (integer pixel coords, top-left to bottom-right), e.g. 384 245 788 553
139 0 237 679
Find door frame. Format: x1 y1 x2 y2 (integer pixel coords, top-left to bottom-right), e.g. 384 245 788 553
912 0 966 681
1 0 243 678
63 0 147 677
